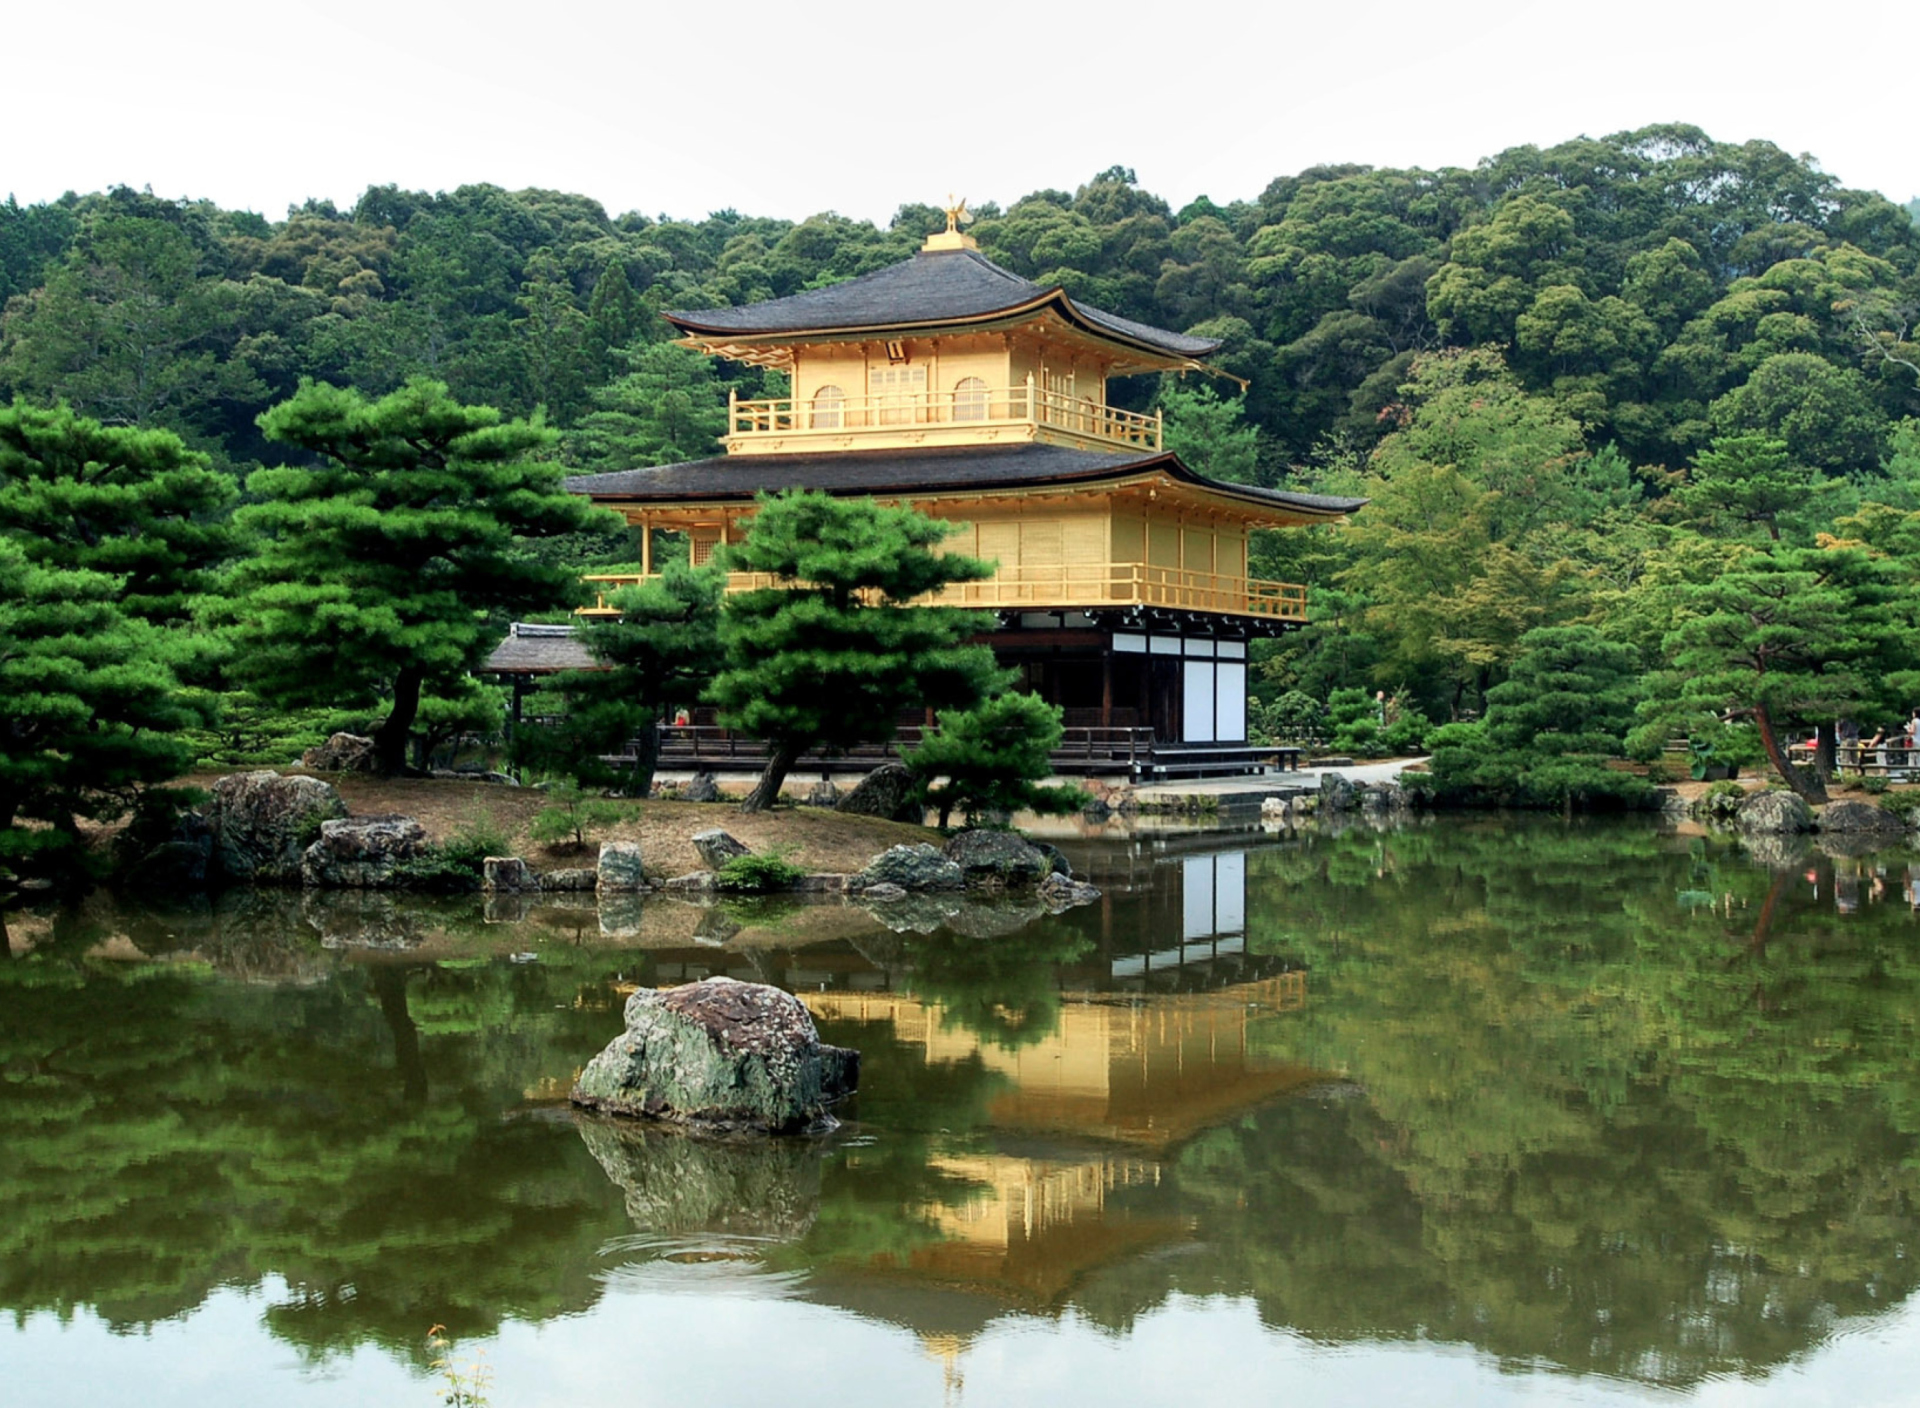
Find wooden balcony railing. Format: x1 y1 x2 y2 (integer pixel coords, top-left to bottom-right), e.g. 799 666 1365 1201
724 377 1162 452
581 563 1307 621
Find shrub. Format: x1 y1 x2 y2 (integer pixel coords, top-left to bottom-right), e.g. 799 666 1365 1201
1326 688 1386 757
1251 690 1324 746
529 786 627 850
906 694 1089 830
393 814 517 893
714 849 807 893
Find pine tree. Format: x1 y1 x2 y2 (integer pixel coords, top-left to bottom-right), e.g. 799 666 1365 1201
567 342 727 470
517 561 724 796
0 400 235 625
707 490 1002 812
1677 433 1815 542
1640 544 1896 802
904 693 1082 829
227 378 608 775
0 542 199 871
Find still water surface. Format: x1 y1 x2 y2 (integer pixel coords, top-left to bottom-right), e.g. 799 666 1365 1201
6 817 1920 1407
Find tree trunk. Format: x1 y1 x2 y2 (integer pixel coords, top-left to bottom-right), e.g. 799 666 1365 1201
1753 701 1827 804
373 665 427 776
739 743 800 814
1814 720 1837 782
621 720 661 799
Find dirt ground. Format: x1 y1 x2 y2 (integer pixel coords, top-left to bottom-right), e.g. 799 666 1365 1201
176 769 934 878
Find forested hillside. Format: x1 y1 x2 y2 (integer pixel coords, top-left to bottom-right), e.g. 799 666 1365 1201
3 122 1918 803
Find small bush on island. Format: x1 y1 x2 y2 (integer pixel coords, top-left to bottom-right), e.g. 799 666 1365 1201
714 849 807 893
1411 626 1654 810
529 786 626 852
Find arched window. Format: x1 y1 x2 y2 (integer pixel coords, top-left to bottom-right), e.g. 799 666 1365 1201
953 376 989 422
810 385 845 429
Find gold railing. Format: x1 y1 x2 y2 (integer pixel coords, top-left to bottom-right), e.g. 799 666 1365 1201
725 378 1162 452
581 564 1306 621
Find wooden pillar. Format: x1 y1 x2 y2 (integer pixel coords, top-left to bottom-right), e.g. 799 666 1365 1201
640 516 653 576
1101 649 1113 729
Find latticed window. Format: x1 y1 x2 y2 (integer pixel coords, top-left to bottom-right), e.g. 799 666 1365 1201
869 365 926 424
953 376 989 422
810 385 845 429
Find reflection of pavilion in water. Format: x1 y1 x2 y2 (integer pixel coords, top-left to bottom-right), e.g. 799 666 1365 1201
647 843 1281 997
618 847 1324 1337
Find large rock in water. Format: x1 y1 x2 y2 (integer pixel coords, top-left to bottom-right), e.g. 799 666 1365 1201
572 977 860 1134
854 843 964 891
209 771 348 883
942 829 1051 887
834 763 920 821
301 815 428 888
1735 791 1814 835
1815 800 1906 835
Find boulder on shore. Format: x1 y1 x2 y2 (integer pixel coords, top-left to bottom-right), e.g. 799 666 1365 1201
571 976 860 1134
1319 773 1356 814
209 771 349 884
942 829 1051 887
853 843 964 891
1735 791 1814 835
692 828 750 870
597 841 646 892
300 815 428 888
681 772 722 803
834 763 921 822
300 732 377 773
484 856 536 893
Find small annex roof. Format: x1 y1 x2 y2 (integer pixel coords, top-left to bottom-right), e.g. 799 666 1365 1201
482 622 600 675
565 443 1365 521
667 248 1220 364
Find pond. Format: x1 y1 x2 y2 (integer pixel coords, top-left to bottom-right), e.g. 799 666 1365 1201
6 816 1920 1407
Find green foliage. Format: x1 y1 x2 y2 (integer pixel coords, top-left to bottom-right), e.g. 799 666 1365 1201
0 524 205 871
905 693 1085 829
225 378 608 774
1249 689 1325 746
1677 433 1813 541
1326 687 1385 757
713 848 807 893
528 786 625 850
1158 381 1261 484
0 400 237 626
708 490 1004 810
567 342 726 469
393 815 515 893
1419 625 1651 808
1637 544 1897 799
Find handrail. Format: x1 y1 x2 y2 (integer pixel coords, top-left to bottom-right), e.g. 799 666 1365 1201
581 563 1308 620
725 382 1162 451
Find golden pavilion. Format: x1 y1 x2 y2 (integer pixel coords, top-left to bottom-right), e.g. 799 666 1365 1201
560 204 1363 777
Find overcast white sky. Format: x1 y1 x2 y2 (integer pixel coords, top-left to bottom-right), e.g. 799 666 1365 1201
10 0 1915 224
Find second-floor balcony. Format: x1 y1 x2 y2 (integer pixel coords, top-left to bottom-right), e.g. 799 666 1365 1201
723 378 1162 456
580 563 1306 622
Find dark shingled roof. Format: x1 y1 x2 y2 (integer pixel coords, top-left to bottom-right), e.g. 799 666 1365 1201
483 623 600 675
668 249 1221 360
565 444 1365 519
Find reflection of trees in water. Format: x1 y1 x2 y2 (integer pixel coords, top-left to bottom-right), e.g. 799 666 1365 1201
4 818 1919 1386
1156 819 1920 1386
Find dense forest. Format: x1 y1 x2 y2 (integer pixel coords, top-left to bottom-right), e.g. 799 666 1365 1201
3 122 1919 813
